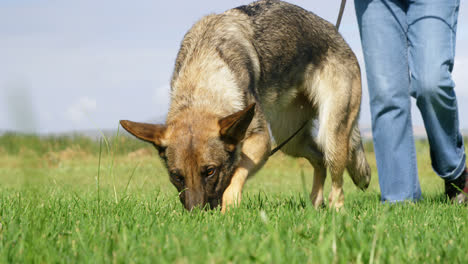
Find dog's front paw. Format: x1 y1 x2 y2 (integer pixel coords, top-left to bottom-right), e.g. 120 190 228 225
221 188 242 213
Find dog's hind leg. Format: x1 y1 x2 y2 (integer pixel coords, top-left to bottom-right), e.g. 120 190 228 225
221 129 271 213
314 70 362 210
322 129 348 210
300 138 327 208
309 159 327 208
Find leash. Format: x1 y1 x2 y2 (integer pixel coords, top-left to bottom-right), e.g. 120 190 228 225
269 121 309 156
336 0 347 30
269 0 347 157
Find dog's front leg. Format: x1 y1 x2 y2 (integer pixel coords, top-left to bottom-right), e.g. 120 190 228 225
222 131 270 213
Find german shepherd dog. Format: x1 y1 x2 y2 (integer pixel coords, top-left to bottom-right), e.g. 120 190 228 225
120 0 371 211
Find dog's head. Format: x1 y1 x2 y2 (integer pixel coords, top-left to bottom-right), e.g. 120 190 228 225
120 104 255 210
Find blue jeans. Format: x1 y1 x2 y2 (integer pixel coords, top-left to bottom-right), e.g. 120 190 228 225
354 0 466 202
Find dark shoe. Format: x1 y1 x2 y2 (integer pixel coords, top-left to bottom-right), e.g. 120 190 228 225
445 168 468 204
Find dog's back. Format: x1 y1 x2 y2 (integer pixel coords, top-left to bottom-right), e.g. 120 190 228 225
233 0 358 90
170 1 359 108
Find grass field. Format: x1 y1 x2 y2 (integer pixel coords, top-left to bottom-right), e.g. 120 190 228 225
0 133 467 263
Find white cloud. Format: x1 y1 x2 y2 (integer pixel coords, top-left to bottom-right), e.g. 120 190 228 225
65 97 97 123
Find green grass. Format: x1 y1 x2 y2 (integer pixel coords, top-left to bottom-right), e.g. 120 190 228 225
0 134 467 263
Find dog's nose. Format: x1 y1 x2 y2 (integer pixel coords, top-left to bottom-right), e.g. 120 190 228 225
184 190 205 210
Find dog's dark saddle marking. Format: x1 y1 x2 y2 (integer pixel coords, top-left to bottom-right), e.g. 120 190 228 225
234 0 274 17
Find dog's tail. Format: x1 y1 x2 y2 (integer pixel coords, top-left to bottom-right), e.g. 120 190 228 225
346 125 371 190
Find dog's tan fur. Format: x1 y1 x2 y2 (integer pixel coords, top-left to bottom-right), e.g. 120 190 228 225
120 0 371 211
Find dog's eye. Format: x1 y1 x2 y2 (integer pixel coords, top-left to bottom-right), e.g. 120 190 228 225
170 170 184 184
205 166 217 178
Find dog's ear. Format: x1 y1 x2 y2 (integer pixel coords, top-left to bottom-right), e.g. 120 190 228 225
218 103 255 144
120 120 167 147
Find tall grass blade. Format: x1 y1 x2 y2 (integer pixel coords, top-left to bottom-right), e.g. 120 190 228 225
97 137 102 216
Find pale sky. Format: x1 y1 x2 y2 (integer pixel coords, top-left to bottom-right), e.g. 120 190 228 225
1 0 467 133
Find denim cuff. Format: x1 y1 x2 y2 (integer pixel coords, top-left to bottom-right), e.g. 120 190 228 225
434 153 466 181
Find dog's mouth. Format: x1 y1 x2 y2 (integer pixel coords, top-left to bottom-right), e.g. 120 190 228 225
183 200 220 211
208 198 221 209
180 191 222 211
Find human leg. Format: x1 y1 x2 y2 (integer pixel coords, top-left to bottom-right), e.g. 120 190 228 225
355 0 421 201
407 0 466 185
